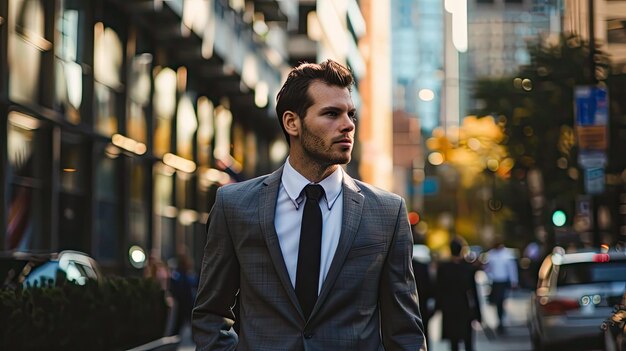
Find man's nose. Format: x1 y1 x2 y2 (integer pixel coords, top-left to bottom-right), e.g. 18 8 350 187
340 114 356 132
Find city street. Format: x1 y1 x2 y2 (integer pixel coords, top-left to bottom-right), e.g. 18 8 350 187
428 288 532 351
3 0 626 349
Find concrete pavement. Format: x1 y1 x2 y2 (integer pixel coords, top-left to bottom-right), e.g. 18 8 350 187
428 288 532 351
178 326 194 351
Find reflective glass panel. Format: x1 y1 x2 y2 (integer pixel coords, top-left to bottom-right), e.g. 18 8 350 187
129 162 148 247
6 112 45 251
93 23 122 136
55 0 84 123
94 151 119 262
127 53 152 143
8 0 49 104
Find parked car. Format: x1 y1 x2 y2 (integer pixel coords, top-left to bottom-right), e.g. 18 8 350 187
601 291 626 351
528 246 626 351
0 250 101 289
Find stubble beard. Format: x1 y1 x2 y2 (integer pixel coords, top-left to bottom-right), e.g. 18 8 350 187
300 124 352 168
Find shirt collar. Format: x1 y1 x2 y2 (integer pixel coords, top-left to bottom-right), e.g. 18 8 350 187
282 157 343 210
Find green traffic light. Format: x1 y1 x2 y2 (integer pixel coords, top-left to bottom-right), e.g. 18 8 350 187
552 210 567 227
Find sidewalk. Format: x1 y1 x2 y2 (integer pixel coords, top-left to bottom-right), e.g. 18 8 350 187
428 288 532 351
178 325 194 351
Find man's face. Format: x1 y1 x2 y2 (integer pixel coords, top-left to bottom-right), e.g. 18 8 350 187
298 80 356 167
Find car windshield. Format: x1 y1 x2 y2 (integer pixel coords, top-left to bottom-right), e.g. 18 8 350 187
558 261 626 286
23 262 60 287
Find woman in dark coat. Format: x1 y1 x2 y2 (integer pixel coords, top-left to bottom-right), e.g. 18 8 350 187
435 238 482 351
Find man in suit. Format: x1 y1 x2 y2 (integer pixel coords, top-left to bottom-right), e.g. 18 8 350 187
192 59 426 350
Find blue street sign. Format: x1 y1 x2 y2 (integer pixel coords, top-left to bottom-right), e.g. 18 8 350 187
422 177 439 196
575 86 608 126
584 167 605 195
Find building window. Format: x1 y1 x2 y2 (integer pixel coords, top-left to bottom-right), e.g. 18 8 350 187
176 174 197 257
94 143 120 263
129 161 148 250
176 93 198 161
153 68 177 157
127 53 152 144
58 133 89 251
213 104 233 163
93 22 123 136
6 112 47 250
197 96 215 168
153 163 175 260
55 0 86 124
607 19 626 44
8 0 51 105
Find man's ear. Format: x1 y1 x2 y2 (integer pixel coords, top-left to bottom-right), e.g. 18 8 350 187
283 111 300 138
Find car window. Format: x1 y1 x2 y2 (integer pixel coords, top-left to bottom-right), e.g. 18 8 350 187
557 261 626 286
23 261 60 287
79 263 98 280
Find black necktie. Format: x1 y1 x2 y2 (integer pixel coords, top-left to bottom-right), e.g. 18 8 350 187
295 184 324 319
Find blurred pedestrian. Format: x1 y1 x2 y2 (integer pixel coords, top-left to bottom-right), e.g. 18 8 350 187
192 59 425 350
522 240 543 289
145 251 175 335
144 251 170 291
169 253 197 336
435 237 482 351
412 248 433 345
485 237 519 334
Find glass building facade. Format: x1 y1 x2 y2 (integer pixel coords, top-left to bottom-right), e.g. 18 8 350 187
0 0 295 275
391 0 444 134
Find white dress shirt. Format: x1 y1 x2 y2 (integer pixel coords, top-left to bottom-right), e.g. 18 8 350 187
486 246 519 285
274 158 344 294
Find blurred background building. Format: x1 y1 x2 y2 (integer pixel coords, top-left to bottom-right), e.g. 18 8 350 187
391 0 626 250
2 0 626 275
0 0 397 275
1 0 296 274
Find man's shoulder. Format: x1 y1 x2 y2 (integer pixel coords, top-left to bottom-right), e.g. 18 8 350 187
219 173 272 194
351 178 403 203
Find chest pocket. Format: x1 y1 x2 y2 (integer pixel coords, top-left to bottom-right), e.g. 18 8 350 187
346 242 386 259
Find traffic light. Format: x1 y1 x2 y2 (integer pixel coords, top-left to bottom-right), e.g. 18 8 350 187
552 210 567 227
408 211 420 225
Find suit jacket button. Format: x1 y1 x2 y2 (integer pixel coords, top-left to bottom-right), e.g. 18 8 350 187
304 332 313 339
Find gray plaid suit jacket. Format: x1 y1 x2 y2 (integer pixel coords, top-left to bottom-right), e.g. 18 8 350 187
192 167 426 351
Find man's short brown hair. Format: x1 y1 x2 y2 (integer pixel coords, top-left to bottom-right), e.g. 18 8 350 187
275 59 354 144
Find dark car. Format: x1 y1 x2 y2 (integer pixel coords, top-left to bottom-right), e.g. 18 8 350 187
528 246 626 351
602 291 626 351
0 250 101 289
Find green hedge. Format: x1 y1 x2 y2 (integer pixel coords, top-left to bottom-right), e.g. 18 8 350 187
0 277 168 351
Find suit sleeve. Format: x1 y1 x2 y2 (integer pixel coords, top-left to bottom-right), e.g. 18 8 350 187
192 187 240 351
379 198 427 351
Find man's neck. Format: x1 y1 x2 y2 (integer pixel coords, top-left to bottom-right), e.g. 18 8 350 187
288 156 339 183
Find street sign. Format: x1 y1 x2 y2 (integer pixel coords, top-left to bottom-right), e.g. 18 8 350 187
574 86 609 155
575 85 608 196
575 86 608 126
422 177 439 196
584 167 605 195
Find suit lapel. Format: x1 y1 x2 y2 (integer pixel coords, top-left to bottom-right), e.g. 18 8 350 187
259 166 303 316
313 174 364 316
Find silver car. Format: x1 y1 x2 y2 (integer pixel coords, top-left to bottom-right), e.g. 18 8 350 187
528 247 626 351
1 250 101 288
